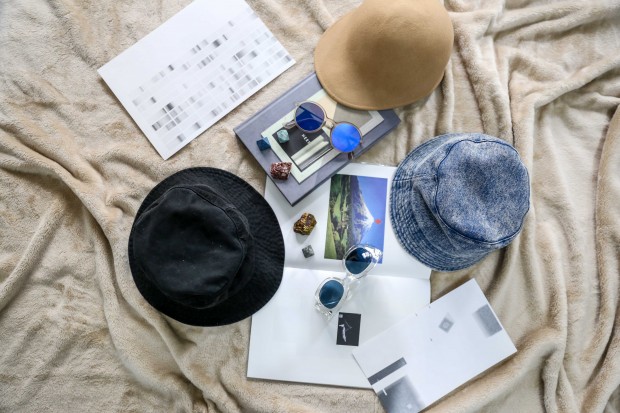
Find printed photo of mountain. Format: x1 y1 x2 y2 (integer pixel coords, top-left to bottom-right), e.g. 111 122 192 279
324 174 387 262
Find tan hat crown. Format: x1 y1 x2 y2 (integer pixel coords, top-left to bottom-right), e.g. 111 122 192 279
315 0 454 110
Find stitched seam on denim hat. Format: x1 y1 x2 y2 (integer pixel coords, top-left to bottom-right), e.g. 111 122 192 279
176 186 248 299
433 139 528 246
392 193 477 271
393 173 435 185
393 136 455 182
392 171 466 266
392 180 451 262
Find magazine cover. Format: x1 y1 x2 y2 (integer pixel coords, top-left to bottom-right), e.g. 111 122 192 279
247 163 431 388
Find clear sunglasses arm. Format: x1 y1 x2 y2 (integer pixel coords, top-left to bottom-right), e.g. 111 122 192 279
282 102 303 129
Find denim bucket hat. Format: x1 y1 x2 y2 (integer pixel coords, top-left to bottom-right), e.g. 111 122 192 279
390 133 530 272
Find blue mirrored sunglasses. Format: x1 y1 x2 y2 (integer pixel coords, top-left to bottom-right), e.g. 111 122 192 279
314 244 382 320
285 101 362 153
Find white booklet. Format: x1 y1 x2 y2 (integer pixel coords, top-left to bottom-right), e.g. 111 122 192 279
247 163 432 388
98 0 294 160
352 279 517 412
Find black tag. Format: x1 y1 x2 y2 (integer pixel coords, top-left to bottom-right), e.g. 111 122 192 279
336 312 361 346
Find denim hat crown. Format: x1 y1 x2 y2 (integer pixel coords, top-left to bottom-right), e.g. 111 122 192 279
390 133 530 271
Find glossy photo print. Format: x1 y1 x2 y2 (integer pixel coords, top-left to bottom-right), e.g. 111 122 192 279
324 174 387 262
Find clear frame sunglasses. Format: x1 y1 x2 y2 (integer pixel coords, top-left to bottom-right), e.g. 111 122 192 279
284 101 363 153
314 244 382 320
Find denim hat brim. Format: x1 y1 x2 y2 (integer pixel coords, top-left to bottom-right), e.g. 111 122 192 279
390 134 497 271
128 167 284 326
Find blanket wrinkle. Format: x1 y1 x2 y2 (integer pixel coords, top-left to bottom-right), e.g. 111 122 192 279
1 0 620 412
451 19 514 141
587 106 620 412
0 197 64 310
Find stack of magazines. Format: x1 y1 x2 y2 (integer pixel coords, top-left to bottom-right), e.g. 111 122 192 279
234 72 400 205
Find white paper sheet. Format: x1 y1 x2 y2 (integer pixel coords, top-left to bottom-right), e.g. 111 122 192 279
249 163 432 387
98 0 294 159
352 279 517 412
247 267 430 388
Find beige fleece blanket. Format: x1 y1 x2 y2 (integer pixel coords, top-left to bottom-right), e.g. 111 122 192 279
1 0 619 411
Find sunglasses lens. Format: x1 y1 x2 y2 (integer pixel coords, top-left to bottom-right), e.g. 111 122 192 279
319 279 345 309
295 102 325 132
331 123 361 152
344 247 375 275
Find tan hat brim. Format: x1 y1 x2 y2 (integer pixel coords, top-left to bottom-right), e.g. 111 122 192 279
314 10 450 111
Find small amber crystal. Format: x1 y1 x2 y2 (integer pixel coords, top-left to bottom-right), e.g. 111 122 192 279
293 213 317 235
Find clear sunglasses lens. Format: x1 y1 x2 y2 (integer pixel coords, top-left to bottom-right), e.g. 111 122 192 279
319 279 345 309
295 102 325 132
331 123 361 152
344 247 375 275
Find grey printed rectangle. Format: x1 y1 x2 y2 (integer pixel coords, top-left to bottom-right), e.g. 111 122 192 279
377 375 425 413
368 358 407 385
439 313 454 333
474 305 502 337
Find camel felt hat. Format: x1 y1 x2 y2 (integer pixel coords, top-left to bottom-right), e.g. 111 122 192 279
314 0 454 110
128 167 284 326
390 134 530 272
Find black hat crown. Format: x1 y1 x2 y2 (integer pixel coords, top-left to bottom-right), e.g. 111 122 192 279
128 168 284 326
133 185 255 309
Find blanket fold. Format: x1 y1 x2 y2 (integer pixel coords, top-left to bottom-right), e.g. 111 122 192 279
1 0 619 411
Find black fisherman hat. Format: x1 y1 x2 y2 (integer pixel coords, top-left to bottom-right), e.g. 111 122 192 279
128 167 284 326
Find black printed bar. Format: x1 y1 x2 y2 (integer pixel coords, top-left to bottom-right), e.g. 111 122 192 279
367 357 407 385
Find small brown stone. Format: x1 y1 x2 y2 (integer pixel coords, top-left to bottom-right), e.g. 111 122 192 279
270 162 292 180
293 213 317 235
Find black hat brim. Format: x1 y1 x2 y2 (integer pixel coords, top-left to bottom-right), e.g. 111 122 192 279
128 167 284 326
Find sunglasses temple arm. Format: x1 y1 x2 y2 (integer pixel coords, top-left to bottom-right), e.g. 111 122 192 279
282 101 306 130
324 117 336 129
283 119 296 130
348 146 362 160
347 133 367 159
